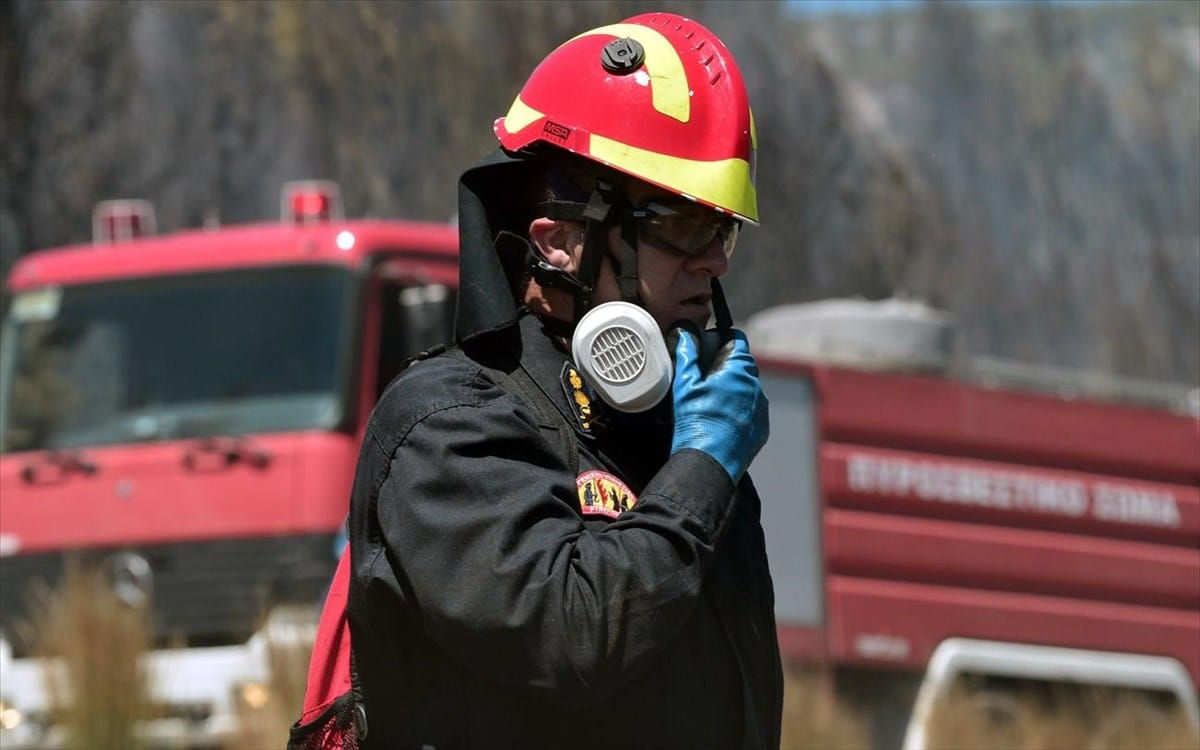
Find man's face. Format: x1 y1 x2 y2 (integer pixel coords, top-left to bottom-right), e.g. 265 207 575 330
591 182 735 331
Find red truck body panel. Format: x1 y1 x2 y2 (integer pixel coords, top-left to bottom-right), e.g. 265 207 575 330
762 357 1200 686
0 431 362 554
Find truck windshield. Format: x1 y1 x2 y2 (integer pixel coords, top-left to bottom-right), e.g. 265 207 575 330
0 266 355 453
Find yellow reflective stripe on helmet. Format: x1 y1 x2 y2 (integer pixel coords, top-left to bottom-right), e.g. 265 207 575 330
590 134 759 223
569 23 690 123
502 96 545 135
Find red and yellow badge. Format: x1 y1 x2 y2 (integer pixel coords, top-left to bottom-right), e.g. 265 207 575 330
576 470 637 519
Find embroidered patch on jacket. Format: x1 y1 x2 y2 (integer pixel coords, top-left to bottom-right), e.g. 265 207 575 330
577 470 637 519
560 362 594 432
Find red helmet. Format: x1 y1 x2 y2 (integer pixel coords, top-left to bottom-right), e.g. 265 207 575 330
495 12 759 224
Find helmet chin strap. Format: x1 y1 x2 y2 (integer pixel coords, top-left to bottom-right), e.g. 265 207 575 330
616 217 640 305
576 179 622 323
531 176 636 326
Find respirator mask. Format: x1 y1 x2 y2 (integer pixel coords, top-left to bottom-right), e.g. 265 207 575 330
571 302 673 413
571 296 731 414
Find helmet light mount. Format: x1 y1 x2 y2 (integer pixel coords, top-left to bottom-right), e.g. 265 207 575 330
601 38 645 74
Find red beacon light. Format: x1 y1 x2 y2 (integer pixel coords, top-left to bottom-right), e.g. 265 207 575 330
282 180 343 225
92 199 156 245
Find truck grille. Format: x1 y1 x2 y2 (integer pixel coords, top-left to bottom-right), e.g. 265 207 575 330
0 533 336 657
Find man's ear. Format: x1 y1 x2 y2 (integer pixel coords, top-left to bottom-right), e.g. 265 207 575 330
529 218 582 274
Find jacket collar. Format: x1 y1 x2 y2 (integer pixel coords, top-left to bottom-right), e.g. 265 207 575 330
513 312 599 437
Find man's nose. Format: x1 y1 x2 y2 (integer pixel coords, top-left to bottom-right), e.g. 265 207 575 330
684 236 730 277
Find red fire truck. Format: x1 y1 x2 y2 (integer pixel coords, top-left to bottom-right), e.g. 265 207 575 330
1 187 1197 748
0 182 460 747
747 300 1200 747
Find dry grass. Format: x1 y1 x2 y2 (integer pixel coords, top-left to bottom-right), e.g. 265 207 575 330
781 663 871 750
25 558 315 750
26 557 153 750
925 679 1200 750
228 608 315 750
780 663 1199 750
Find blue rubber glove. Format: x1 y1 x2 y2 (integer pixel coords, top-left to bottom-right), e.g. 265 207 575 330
669 327 770 483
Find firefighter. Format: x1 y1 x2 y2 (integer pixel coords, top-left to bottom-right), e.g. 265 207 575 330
346 11 780 749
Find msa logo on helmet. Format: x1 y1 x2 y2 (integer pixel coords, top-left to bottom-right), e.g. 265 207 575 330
542 120 571 143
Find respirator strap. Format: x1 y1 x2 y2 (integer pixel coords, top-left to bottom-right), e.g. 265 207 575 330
536 200 588 222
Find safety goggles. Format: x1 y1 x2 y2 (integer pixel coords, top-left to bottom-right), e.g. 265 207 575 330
626 199 740 258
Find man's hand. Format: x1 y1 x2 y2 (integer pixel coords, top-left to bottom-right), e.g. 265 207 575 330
669 326 769 483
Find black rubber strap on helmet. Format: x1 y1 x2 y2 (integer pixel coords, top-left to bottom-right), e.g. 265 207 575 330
533 177 640 324
617 218 640 302
575 179 623 322
583 181 618 223
524 197 608 321
542 192 640 307
536 200 589 222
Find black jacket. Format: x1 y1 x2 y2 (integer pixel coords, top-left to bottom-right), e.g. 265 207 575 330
347 313 783 749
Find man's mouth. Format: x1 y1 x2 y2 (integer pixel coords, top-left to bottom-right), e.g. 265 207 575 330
681 293 711 308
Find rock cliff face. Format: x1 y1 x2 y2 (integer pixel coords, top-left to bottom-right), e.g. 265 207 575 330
722 1 1199 384
2 1 1196 384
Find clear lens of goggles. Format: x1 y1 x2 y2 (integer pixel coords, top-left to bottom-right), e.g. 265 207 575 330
630 201 740 258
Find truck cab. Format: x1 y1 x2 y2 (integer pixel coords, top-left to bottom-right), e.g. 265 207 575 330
0 183 459 747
